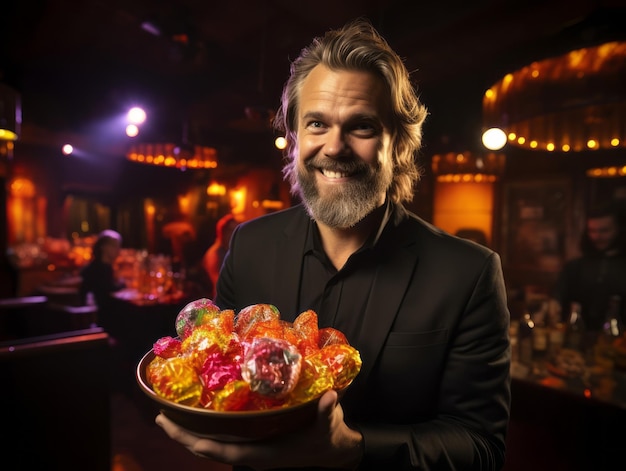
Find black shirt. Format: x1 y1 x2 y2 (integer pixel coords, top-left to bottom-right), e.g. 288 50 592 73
297 202 392 345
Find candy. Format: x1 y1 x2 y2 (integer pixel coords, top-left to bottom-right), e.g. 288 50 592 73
149 356 203 407
293 309 320 357
146 301 362 412
288 355 333 405
153 336 182 358
318 327 349 348
199 351 242 392
175 298 221 339
241 337 302 399
235 303 281 339
311 343 362 390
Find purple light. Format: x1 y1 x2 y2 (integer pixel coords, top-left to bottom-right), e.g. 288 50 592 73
127 107 147 125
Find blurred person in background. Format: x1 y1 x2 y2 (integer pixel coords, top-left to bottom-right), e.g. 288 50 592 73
156 19 510 470
557 202 626 330
79 229 125 310
202 213 239 298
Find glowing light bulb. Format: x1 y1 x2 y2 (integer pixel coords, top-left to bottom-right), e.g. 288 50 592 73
481 128 507 150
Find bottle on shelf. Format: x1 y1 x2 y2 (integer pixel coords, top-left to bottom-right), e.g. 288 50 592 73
518 310 535 368
594 295 624 372
531 301 549 367
563 301 585 351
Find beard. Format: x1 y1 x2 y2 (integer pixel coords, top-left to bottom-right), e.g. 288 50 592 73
293 156 393 228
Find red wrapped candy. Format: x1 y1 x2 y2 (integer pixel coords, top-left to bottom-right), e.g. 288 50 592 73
241 337 302 399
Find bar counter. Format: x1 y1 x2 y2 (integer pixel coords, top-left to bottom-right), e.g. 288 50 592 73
504 361 626 470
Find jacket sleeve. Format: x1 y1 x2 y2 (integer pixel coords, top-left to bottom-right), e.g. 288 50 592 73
357 252 511 470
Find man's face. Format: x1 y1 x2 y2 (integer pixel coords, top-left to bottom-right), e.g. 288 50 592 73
587 215 618 252
293 65 394 228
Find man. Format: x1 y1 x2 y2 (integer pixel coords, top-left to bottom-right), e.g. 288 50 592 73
557 203 626 331
156 19 511 470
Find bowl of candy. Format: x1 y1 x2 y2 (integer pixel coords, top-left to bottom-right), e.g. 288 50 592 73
136 298 362 442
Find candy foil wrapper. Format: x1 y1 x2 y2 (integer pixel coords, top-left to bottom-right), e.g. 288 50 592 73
153 336 182 358
241 337 302 399
175 298 222 339
311 343 362 390
199 351 243 392
150 356 202 407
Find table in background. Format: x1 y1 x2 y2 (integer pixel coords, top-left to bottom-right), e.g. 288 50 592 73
103 289 193 395
504 362 626 471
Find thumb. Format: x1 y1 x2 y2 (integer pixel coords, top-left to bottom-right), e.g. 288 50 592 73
317 389 339 423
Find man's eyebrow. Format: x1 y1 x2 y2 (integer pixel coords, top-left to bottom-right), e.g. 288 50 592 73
301 111 381 122
301 111 325 121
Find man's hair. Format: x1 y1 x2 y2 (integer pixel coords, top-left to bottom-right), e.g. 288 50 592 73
92 229 122 260
274 18 428 204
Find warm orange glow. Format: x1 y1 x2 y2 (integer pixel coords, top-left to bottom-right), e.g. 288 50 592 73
207 182 227 196
127 142 218 169
586 165 626 178
144 200 156 252
10 177 35 197
260 199 284 209
483 41 626 151
230 187 247 215
7 177 46 244
178 194 191 215
431 152 505 182
433 182 494 244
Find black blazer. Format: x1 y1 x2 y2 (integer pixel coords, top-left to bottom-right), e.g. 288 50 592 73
216 204 511 470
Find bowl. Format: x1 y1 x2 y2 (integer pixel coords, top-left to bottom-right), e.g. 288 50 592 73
136 349 340 442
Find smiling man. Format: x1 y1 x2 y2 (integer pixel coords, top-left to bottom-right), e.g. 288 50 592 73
156 19 511 471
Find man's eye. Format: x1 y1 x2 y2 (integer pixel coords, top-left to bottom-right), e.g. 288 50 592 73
352 122 378 136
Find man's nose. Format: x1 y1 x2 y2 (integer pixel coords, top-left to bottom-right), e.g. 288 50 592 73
323 129 349 158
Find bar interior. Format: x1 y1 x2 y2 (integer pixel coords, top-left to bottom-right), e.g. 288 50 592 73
1 1 626 470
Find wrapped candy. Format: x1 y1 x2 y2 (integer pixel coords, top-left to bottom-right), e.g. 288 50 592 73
288 355 334 405
198 351 243 392
153 336 182 358
293 309 320 357
146 301 362 412
311 343 362 390
235 303 281 339
241 337 302 399
175 298 222 339
318 327 349 348
149 356 203 407
181 324 236 371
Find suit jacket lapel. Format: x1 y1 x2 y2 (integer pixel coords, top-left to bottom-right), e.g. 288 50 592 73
270 208 309 318
356 215 419 382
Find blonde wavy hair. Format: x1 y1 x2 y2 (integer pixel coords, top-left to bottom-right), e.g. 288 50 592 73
274 18 428 203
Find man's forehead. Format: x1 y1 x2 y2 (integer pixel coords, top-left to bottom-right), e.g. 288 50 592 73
588 215 616 227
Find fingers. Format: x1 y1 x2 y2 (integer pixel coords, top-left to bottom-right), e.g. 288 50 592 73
155 414 193 444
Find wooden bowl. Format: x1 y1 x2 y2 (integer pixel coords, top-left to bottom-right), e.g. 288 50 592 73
136 349 338 442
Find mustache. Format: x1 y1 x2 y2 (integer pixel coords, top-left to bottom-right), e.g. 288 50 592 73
304 157 371 174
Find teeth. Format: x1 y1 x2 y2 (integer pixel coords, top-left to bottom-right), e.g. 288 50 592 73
322 169 348 179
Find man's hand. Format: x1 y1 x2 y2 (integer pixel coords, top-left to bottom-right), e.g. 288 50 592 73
155 389 363 469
